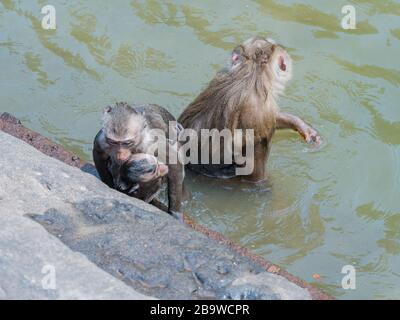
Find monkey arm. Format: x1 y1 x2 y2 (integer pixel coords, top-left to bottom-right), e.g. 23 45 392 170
244 139 270 182
276 112 321 144
150 198 169 213
167 162 184 217
93 149 114 188
93 133 114 188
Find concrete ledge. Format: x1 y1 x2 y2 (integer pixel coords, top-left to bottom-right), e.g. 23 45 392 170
0 112 332 300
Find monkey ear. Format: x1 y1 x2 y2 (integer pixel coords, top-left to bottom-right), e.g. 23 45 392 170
158 163 169 177
232 53 239 63
232 53 244 67
103 106 112 114
278 56 287 71
231 45 244 66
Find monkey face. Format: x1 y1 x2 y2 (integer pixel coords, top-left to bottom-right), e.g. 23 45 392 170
231 36 293 84
102 102 147 163
109 144 133 164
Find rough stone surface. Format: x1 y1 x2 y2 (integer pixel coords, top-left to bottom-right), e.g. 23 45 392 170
0 130 312 300
0 137 154 299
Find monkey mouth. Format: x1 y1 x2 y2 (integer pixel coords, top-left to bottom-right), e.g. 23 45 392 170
279 56 287 71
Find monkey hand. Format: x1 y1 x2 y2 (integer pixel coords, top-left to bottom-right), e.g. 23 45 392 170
170 210 185 223
300 125 321 145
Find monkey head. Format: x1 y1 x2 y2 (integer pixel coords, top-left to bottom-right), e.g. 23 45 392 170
109 153 169 203
230 36 293 95
101 102 149 164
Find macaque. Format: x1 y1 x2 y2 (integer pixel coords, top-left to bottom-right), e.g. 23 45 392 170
178 36 321 181
93 102 184 215
108 153 169 203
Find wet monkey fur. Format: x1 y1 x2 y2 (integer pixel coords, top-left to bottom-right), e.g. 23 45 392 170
179 36 321 181
93 103 184 216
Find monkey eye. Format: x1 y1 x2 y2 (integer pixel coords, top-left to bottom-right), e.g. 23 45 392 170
106 137 134 147
106 137 119 146
121 140 134 147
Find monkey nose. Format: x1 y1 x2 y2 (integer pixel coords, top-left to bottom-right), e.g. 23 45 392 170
116 151 130 163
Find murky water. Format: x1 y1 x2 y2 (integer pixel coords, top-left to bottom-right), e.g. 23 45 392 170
1 0 399 299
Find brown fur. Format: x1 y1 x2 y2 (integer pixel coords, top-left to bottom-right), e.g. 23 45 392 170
179 36 293 180
93 103 184 215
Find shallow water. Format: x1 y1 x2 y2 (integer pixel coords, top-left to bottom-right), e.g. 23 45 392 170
1 0 399 299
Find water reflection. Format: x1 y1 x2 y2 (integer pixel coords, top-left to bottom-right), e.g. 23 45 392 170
28 12 101 80
24 52 56 86
334 58 400 86
1 0 399 299
254 0 377 35
353 0 400 16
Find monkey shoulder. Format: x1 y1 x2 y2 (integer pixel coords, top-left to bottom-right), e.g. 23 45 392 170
132 104 183 142
132 104 176 123
93 129 110 152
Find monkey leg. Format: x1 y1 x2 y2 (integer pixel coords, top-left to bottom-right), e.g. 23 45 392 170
244 140 269 182
276 112 321 144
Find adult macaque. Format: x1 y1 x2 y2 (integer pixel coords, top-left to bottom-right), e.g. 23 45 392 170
93 102 184 216
108 153 169 203
178 36 321 181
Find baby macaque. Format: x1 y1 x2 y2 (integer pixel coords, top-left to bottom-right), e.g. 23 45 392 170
179 36 321 181
108 153 168 203
93 102 184 215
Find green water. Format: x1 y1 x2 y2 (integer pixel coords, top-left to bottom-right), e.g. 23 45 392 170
1 0 399 299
